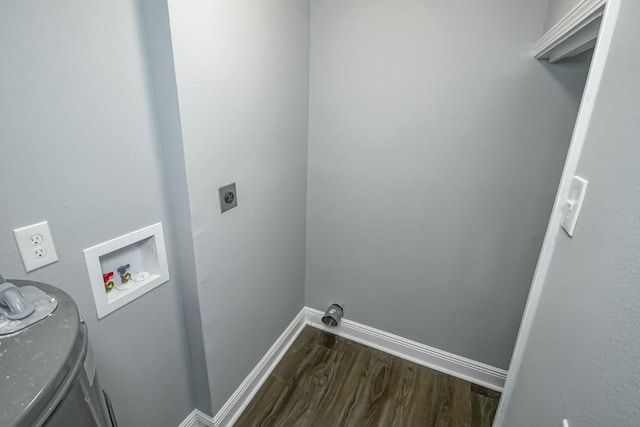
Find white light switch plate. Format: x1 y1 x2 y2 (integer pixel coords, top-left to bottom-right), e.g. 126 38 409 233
13 221 59 272
561 176 589 237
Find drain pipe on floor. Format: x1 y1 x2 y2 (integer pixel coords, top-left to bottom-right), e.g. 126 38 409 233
321 303 344 327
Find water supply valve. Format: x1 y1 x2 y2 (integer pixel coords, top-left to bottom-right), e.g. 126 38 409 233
102 272 115 292
117 264 131 284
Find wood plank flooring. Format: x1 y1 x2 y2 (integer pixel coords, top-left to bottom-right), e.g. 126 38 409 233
235 326 500 427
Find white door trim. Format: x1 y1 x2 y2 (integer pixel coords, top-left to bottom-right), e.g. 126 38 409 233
492 0 622 424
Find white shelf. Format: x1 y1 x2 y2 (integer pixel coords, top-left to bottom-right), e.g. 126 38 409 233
534 0 605 63
84 223 170 319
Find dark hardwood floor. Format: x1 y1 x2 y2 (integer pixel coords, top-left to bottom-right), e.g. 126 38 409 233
235 326 500 426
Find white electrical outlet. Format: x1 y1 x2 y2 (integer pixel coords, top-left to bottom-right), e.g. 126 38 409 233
13 221 59 272
28 234 44 246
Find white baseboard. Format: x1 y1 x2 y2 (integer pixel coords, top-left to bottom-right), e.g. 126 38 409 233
212 308 307 427
178 409 214 427
303 307 507 392
179 305 507 426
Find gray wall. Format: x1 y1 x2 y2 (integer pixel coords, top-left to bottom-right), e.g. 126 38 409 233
0 1 194 426
545 0 583 31
137 0 212 415
501 0 640 424
166 0 310 412
305 0 590 369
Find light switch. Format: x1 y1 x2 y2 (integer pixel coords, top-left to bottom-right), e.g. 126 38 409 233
561 175 588 237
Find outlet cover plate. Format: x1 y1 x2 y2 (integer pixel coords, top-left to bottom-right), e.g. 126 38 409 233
219 183 238 213
13 221 59 272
